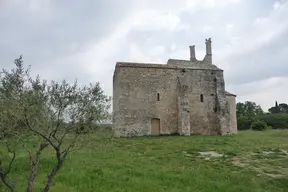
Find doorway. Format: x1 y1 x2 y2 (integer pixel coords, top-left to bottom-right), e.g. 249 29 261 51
151 118 160 135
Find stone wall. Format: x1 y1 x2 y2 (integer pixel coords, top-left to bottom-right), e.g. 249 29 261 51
226 95 238 134
113 65 179 137
113 62 233 137
178 75 191 136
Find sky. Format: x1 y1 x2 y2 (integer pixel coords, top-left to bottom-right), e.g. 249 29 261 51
1 0 288 112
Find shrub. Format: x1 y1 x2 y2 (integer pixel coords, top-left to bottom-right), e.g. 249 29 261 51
250 120 268 131
267 125 273 130
237 116 255 130
256 113 288 129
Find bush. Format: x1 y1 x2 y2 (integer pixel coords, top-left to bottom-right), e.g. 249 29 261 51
237 113 288 130
237 116 254 130
256 113 288 129
250 120 268 131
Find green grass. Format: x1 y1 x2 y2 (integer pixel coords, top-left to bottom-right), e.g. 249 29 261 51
1 129 288 192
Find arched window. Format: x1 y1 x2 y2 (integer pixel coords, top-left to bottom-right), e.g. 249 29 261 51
157 93 160 101
200 94 204 102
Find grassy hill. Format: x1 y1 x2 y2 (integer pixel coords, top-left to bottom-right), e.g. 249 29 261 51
1 130 288 192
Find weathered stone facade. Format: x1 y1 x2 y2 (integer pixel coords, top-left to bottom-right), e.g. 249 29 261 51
113 38 237 137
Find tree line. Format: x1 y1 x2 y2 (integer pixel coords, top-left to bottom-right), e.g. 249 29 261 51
236 100 288 130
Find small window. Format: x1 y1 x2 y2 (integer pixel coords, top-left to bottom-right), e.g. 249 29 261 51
157 93 160 101
200 94 204 102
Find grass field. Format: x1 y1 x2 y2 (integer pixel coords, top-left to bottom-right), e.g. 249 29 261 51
1 129 288 192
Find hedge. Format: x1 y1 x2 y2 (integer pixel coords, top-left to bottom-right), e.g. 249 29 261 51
237 113 288 130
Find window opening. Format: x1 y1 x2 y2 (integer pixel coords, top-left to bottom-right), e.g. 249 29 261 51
200 94 204 102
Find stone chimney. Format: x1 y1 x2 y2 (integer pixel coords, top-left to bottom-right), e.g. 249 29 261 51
203 38 212 64
189 45 197 62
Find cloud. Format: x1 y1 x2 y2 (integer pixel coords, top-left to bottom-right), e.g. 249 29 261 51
225 24 234 32
273 1 281 10
216 1 288 84
232 76 288 110
203 26 213 33
1 0 288 111
0 0 54 20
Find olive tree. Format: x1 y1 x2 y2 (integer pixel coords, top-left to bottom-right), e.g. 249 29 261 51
0 56 111 191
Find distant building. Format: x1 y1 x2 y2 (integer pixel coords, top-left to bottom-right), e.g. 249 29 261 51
113 38 237 137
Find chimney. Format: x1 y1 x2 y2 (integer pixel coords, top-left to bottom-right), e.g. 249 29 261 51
189 45 197 61
205 38 212 55
203 38 212 64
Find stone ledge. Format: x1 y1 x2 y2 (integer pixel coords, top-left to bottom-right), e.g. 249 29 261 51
115 61 223 71
225 91 237 97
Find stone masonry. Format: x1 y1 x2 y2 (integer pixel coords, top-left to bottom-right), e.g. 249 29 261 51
113 38 237 137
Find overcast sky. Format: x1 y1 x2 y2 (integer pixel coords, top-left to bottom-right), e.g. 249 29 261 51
1 0 288 111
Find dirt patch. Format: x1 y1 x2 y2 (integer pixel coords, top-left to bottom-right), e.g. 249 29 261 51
182 151 223 158
232 150 288 179
262 151 275 155
232 157 248 167
281 149 288 155
182 151 193 157
198 151 223 157
252 149 288 157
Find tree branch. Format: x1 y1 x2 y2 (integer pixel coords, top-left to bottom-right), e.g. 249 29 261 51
48 105 64 140
0 142 16 192
5 143 16 177
23 110 58 150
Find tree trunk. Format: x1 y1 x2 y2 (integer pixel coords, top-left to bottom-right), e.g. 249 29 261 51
26 159 38 192
42 160 63 192
26 144 46 192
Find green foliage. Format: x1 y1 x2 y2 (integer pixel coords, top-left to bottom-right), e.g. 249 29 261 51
250 120 268 131
268 106 281 114
237 116 254 130
268 102 288 114
0 55 111 191
237 113 288 130
236 101 264 118
236 101 288 130
279 103 288 113
256 113 288 129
